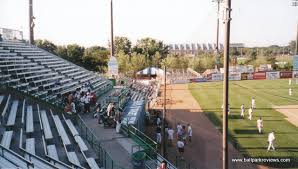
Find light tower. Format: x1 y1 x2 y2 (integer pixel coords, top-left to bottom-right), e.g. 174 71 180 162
222 0 232 169
29 0 35 44
110 0 114 57
213 0 223 70
292 0 298 55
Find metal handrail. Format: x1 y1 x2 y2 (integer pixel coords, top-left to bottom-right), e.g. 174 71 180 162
0 144 33 168
76 115 128 169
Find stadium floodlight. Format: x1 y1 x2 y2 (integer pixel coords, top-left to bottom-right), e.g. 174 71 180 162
212 0 223 53
29 0 34 45
110 0 114 57
292 0 298 55
222 0 232 169
213 0 223 70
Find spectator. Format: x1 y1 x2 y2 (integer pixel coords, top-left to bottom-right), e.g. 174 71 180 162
157 161 167 169
187 124 192 143
181 125 187 144
177 139 185 160
176 123 182 137
156 116 161 126
71 101 76 114
156 126 162 144
116 120 121 133
167 127 174 146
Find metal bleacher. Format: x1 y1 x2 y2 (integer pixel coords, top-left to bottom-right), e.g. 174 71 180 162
0 40 113 105
0 94 102 169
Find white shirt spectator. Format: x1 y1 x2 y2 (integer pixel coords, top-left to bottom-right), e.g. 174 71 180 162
177 124 182 134
168 129 174 140
71 102 76 114
188 126 192 137
177 140 184 148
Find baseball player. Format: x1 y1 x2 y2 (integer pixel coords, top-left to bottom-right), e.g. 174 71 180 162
289 88 292 96
267 131 276 151
257 117 263 134
240 104 245 118
248 107 253 120
251 97 256 109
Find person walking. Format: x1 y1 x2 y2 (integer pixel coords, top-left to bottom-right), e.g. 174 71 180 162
157 161 167 169
156 126 162 144
240 104 245 118
251 97 256 109
267 131 276 151
177 139 185 160
167 127 174 146
176 122 182 138
248 107 253 120
181 125 187 144
257 117 263 134
187 124 192 143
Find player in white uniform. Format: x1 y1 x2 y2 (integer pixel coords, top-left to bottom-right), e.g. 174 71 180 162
240 104 245 118
267 131 276 151
289 88 292 96
251 97 256 109
257 117 263 134
248 107 253 120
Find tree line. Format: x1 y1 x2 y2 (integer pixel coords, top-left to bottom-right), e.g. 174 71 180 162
35 38 296 75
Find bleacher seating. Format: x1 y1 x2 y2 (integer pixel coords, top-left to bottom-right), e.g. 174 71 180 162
0 94 101 169
0 40 113 105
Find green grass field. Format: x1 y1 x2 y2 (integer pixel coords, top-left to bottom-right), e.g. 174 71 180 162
189 79 298 168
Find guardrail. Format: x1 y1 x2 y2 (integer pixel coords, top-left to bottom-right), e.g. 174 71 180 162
76 115 128 169
121 124 178 169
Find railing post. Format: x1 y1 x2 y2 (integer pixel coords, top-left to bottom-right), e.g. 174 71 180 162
104 151 107 168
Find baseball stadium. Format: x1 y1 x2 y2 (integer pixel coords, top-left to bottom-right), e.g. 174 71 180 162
0 0 298 169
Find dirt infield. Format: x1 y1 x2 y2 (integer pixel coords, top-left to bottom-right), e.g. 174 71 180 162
153 84 270 169
274 105 298 127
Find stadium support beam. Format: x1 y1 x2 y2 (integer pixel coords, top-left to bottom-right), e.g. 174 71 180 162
293 0 298 55
29 0 34 44
110 0 114 57
222 0 232 169
161 66 167 157
296 23 298 55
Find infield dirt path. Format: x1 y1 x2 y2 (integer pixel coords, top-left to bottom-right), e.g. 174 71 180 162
153 84 269 169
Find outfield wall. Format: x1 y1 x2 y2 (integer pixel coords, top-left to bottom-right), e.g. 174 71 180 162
190 70 297 82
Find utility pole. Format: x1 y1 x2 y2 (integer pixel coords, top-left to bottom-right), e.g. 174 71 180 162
222 0 232 168
213 0 223 69
110 0 114 57
29 0 34 44
296 23 298 55
292 0 298 54
162 66 167 157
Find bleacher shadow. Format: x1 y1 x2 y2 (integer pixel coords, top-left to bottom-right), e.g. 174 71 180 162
234 129 259 135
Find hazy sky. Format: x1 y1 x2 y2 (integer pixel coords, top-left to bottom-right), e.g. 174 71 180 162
0 0 297 47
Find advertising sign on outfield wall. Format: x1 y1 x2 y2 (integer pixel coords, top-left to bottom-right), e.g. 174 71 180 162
241 73 248 80
212 73 223 81
293 55 298 70
247 73 254 80
266 71 280 80
280 71 292 78
190 78 207 82
293 71 298 78
253 72 266 80
229 72 241 81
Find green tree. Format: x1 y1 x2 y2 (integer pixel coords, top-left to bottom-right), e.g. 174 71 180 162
289 40 296 54
66 44 85 64
35 39 57 54
114 36 132 55
55 46 68 58
133 37 169 62
83 46 109 73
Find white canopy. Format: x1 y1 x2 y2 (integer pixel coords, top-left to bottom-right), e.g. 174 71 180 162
136 67 169 75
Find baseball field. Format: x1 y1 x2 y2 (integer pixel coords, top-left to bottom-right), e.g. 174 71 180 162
189 79 298 168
